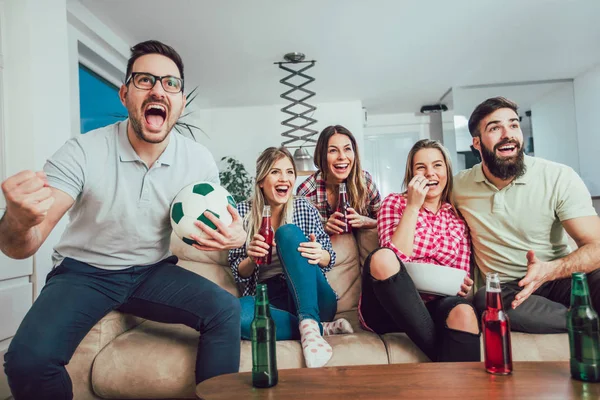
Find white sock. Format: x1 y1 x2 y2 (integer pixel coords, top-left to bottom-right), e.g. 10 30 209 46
299 319 332 368
322 318 354 336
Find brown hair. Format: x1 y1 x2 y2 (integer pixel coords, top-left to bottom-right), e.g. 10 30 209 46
125 40 184 84
314 125 368 215
403 139 455 207
245 147 296 247
468 97 518 137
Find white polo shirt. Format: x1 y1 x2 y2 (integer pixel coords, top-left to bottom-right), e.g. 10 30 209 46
453 155 597 282
44 120 219 270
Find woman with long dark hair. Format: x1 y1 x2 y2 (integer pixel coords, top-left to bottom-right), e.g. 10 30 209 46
297 125 381 235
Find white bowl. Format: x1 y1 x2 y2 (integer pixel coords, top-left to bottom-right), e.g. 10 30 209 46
404 262 466 297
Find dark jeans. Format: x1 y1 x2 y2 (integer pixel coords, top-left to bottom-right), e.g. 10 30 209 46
360 248 480 362
4 256 241 400
474 269 600 334
240 224 337 340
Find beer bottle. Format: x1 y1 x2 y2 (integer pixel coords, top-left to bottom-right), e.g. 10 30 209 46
482 272 513 375
251 283 278 388
567 272 600 382
336 182 352 233
256 205 273 265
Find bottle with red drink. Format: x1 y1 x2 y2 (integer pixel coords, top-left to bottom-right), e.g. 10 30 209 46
336 182 352 234
482 272 513 375
256 205 273 266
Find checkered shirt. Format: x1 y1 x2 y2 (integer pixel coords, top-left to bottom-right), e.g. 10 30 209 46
296 170 382 224
378 193 471 273
228 197 336 297
358 193 472 331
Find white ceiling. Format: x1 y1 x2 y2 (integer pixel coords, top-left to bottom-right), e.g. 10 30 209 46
80 0 600 114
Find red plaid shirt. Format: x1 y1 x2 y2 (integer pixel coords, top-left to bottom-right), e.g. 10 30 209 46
377 193 471 273
296 170 381 224
358 193 471 332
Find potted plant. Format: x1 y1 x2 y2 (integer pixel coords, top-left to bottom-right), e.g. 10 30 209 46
219 157 253 203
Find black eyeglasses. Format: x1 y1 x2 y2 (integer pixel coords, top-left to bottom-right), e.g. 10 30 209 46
125 72 184 94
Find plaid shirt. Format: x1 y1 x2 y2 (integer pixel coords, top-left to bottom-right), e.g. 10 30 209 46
228 197 336 297
378 193 471 273
358 193 471 331
296 170 381 224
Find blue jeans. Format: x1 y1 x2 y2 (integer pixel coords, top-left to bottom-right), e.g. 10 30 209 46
4 256 241 400
240 224 337 340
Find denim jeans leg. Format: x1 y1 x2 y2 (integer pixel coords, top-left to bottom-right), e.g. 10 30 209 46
275 224 325 324
239 295 301 340
117 261 241 383
4 258 129 400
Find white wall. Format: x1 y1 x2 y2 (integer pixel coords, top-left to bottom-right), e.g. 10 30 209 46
1 0 72 395
531 83 579 173
574 64 600 197
193 100 364 177
362 112 430 197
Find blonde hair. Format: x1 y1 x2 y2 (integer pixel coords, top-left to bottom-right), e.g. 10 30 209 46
314 125 369 215
403 139 455 207
245 147 296 248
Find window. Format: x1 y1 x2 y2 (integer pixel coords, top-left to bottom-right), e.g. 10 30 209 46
78 64 126 133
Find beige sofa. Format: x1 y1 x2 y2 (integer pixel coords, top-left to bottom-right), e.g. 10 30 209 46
66 229 569 399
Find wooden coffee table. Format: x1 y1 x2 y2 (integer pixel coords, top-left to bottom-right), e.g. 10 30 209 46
196 362 599 399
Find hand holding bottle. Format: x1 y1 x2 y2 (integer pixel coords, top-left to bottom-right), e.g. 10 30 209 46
248 233 270 264
325 212 347 235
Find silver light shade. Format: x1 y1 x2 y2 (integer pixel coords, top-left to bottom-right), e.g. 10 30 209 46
293 147 317 175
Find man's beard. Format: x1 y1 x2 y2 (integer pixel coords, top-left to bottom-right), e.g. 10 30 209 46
480 139 526 180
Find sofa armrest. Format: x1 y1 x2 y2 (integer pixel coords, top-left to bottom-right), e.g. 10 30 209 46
67 311 145 400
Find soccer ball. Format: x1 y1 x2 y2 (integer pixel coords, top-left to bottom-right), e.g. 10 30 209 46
170 182 236 246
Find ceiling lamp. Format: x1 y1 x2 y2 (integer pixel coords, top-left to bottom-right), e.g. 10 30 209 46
275 52 318 175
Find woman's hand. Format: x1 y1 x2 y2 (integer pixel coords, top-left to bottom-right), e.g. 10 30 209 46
346 207 365 228
457 275 474 297
247 233 270 264
298 233 324 265
325 212 347 235
406 175 430 209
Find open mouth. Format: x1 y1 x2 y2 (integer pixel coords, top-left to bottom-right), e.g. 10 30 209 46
275 185 290 197
496 143 518 156
426 181 439 187
333 163 349 173
144 104 167 129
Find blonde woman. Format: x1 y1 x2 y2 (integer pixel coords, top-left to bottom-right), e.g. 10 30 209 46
358 139 480 362
296 125 381 235
229 147 352 368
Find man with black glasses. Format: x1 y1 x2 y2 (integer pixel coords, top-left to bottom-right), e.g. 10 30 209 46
1 40 245 400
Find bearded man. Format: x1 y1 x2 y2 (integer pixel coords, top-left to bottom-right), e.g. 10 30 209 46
454 96 600 333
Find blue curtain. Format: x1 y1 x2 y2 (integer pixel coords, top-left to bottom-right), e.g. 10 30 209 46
79 64 126 133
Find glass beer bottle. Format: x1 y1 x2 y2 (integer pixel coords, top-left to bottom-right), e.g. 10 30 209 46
251 284 278 388
567 272 600 382
482 272 513 375
336 182 352 234
256 205 273 265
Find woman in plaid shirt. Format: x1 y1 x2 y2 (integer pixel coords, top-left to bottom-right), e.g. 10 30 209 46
296 125 381 235
359 139 480 363
229 147 353 368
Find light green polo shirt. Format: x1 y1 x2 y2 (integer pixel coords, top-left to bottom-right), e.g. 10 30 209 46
453 155 596 283
44 120 219 270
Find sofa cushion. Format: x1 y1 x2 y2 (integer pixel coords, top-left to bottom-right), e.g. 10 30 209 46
327 234 361 313
91 309 388 399
355 228 379 266
510 332 569 361
171 234 239 297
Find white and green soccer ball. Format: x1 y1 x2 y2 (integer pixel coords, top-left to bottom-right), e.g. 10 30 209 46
170 182 236 246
